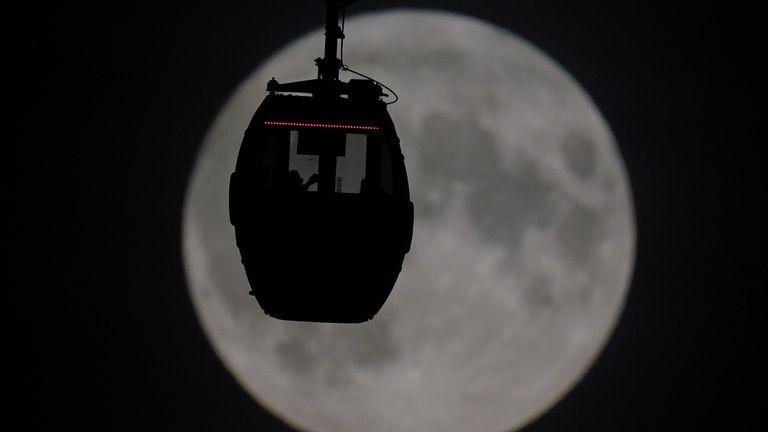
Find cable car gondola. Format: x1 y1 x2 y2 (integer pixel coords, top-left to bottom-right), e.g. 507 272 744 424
229 0 413 323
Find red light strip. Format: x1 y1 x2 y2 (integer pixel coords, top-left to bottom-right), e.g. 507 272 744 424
263 121 379 131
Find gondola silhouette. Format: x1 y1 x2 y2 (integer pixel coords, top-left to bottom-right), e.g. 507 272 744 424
229 0 414 323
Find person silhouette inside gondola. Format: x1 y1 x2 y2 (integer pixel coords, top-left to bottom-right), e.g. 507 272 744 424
286 170 319 192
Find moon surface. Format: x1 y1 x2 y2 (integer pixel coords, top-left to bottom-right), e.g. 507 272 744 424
183 10 634 432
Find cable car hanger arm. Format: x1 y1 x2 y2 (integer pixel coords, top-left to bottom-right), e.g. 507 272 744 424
318 0 359 81
264 1 396 104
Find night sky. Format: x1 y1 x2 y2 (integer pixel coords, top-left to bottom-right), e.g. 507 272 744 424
19 1 756 430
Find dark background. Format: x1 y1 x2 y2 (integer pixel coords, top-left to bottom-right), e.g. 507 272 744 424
17 1 757 430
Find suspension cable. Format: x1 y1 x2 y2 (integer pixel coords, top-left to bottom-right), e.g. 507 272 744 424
338 5 398 104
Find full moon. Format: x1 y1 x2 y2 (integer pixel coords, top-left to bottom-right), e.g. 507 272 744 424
183 10 635 432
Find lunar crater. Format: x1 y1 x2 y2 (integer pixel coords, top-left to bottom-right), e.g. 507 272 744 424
561 130 598 179
274 312 401 384
417 112 499 182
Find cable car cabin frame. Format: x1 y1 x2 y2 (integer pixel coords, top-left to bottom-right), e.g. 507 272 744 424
230 84 413 323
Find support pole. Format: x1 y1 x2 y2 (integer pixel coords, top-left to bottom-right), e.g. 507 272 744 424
318 0 347 81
